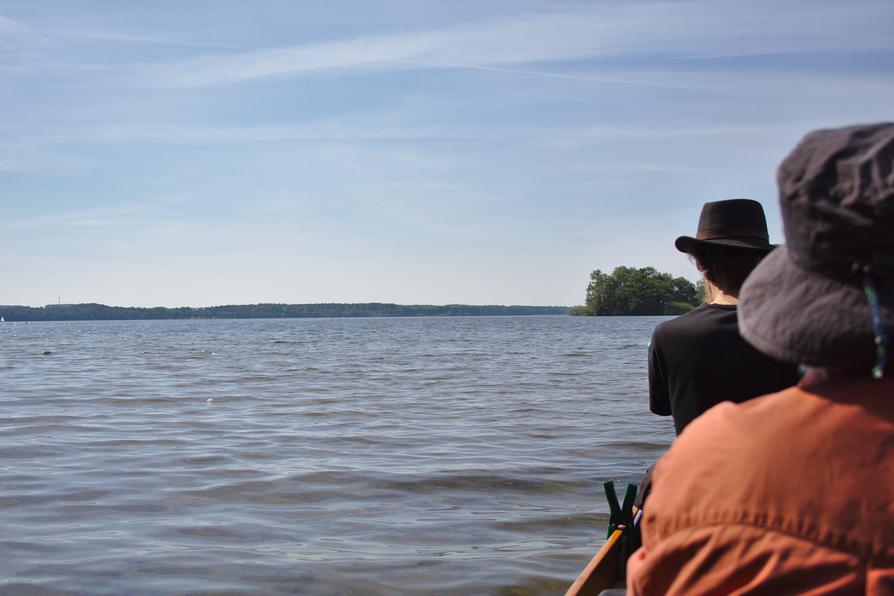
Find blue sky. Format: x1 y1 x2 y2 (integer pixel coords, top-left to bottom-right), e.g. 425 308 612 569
2 0 892 307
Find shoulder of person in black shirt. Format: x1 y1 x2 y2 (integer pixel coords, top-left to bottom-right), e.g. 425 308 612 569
649 304 800 434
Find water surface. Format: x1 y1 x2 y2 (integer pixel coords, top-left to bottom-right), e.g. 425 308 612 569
0 316 674 594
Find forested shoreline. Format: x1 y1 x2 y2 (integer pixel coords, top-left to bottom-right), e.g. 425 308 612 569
2 266 704 321
0 303 568 322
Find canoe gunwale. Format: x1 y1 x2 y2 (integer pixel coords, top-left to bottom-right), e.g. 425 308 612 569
564 527 624 596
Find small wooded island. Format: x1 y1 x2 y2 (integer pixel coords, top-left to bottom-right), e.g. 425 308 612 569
570 266 702 316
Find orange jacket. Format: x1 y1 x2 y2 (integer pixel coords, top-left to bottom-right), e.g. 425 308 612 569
628 377 894 595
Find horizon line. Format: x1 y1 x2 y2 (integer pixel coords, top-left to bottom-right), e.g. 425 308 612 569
1 301 574 309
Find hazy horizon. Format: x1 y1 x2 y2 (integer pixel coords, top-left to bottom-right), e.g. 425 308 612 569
4 299 573 309
3 0 893 307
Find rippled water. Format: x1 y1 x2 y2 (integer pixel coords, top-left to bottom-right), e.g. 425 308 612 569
0 316 674 594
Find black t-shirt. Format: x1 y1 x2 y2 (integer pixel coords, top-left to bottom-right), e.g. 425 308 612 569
649 304 801 435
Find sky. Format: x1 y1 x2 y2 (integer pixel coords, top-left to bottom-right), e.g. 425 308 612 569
2 0 893 308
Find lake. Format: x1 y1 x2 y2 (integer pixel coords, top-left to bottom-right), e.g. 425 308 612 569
0 316 674 594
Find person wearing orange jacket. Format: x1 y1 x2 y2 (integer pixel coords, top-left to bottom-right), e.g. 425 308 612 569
627 122 894 594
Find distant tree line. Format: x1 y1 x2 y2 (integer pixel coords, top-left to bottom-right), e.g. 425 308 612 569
0 302 569 322
571 266 703 316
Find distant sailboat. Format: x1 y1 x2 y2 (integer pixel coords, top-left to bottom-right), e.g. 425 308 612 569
0 317 4 323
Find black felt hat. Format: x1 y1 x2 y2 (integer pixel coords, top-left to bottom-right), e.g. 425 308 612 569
739 122 894 371
674 198 774 254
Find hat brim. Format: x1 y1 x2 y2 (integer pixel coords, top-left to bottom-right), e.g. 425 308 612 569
738 246 894 370
675 235 775 254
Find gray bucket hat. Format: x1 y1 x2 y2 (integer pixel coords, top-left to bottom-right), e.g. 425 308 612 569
738 122 894 374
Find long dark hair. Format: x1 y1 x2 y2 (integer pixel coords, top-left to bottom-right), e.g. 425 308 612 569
690 245 768 298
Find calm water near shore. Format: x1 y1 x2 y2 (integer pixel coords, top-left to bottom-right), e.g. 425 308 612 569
0 316 674 595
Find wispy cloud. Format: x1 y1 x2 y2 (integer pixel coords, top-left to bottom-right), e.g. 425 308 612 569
0 14 44 68
145 34 437 86
0 143 93 172
0 121 775 150
24 107 880 147
143 1 894 87
399 60 694 90
0 14 28 33
53 29 244 51
5 195 192 231
83 122 461 144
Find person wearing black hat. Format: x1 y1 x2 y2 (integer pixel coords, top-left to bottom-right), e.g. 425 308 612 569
627 123 894 594
648 199 800 435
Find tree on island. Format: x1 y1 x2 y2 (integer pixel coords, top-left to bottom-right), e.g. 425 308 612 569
577 266 701 316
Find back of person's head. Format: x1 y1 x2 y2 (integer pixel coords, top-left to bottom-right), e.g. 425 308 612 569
689 245 766 298
739 122 894 377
